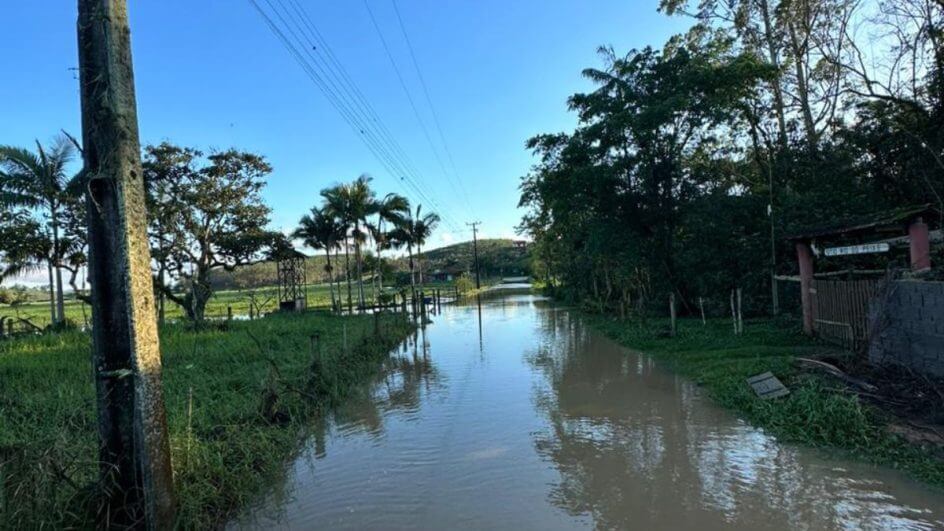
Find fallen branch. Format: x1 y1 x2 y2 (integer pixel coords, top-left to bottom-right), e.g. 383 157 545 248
796 357 878 393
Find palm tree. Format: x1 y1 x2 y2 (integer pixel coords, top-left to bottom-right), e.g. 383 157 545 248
0 135 81 324
411 205 441 288
294 206 342 312
392 204 441 297
371 193 409 294
321 184 353 312
322 175 376 311
387 223 417 301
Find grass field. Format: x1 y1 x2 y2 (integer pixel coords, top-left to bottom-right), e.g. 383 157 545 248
0 280 461 330
0 309 415 528
588 315 944 489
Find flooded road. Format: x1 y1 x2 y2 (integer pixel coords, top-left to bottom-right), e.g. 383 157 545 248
236 293 944 530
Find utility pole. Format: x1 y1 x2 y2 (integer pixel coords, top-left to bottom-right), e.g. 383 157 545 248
467 221 482 289
77 1 176 528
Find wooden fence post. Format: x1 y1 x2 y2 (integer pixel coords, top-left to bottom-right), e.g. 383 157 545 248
730 290 738 335
737 287 743 335
669 293 677 337
699 297 706 326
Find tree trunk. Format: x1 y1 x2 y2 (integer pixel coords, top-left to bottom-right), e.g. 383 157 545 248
408 244 416 303
759 0 789 151
334 247 341 312
77 0 176 527
344 240 352 313
417 245 424 287
47 260 56 325
157 265 165 325
51 208 66 323
354 221 365 310
186 277 212 322
325 249 336 312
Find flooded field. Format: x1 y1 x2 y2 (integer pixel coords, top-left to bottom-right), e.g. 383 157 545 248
235 293 944 530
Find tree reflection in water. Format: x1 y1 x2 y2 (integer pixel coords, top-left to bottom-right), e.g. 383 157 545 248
527 309 944 530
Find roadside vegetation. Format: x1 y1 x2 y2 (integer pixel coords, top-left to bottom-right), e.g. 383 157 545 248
0 310 414 528
588 315 944 488
517 0 944 488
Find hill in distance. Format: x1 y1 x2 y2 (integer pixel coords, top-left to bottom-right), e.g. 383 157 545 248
209 238 532 290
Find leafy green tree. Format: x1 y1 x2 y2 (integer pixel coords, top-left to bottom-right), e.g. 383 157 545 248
143 144 276 321
0 209 46 284
143 142 201 323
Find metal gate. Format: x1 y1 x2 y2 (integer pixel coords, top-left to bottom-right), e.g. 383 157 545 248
811 279 881 350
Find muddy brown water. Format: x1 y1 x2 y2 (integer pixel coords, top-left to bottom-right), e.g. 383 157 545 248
234 293 944 530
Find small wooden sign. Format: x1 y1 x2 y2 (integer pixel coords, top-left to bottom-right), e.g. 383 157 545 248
824 242 889 257
747 372 789 400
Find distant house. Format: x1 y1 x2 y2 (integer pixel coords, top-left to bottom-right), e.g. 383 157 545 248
512 240 529 250
429 270 455 282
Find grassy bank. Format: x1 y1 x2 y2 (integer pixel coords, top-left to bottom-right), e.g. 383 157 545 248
587 315 944 488
0 310 414 528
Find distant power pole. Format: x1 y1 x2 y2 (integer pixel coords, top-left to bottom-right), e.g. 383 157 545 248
77 0 176 528
467 221 482 289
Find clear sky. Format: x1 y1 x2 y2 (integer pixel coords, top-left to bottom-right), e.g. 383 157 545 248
2 0 689 250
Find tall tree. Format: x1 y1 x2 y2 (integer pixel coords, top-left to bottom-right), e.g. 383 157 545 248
143 145 276 321
294 206 343 312
0 135 83 324
370 193 410 294
393 204 440 291
322 175 376 311
142 143 200 324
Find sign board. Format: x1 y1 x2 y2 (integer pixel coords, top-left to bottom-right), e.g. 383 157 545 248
824 242 889 257
747 372 789 400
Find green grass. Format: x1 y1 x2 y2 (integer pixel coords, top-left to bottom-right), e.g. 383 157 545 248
0 310 414 528
1 283 340 327
587 315 944 488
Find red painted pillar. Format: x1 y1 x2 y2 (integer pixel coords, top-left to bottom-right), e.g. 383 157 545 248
796 241 815 336
909 217 931 272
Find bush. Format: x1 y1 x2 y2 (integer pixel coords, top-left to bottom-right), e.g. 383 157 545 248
455 273 475 294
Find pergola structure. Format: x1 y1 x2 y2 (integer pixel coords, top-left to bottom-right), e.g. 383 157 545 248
274 247 308 312
788 204 938 337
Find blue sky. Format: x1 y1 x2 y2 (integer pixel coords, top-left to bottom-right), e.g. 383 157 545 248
2 0 688 249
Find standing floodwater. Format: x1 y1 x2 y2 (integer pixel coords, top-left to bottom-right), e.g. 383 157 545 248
235 294 944 530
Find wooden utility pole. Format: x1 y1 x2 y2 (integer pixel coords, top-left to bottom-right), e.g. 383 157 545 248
467 221 482 289
77 1 176 528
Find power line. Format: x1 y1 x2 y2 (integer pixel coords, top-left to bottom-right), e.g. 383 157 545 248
390 0 473 213
361 0 470 218
248 0 465 232
279 0 445 215
267 0 447 218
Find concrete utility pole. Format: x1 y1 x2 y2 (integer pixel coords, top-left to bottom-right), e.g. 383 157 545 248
77 1 176 528
467 221 482 289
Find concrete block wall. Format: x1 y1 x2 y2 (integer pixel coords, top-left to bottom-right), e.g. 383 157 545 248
869 280 944 377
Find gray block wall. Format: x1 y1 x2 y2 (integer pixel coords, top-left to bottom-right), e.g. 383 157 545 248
869 280 944 377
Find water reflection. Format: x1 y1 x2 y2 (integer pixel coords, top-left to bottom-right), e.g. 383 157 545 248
527 306 944 530
332 328 443 439
235 294 944 531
